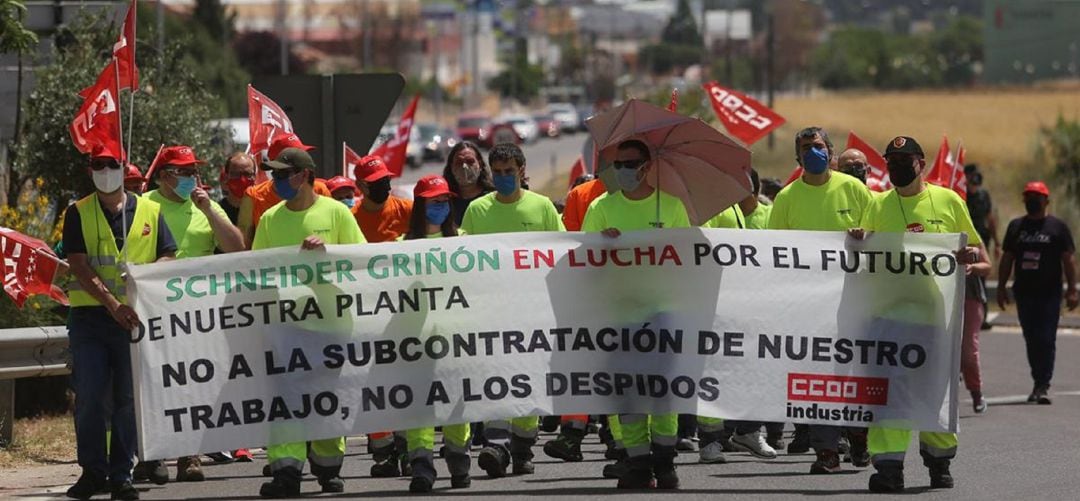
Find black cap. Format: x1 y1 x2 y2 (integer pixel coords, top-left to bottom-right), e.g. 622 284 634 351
883 136 924 157
262 147 315 171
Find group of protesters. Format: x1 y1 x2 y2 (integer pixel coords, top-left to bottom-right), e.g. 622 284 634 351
60 124 1076 500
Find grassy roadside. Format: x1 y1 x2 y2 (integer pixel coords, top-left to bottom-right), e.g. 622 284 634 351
0 414 76 468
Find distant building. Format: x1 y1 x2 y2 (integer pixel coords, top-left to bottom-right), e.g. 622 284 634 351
982 0 1080 83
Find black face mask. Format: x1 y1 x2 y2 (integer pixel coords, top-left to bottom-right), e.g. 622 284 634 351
1025 198 1044 215
841 165 867 184
886 158 918 188
367 178 392 204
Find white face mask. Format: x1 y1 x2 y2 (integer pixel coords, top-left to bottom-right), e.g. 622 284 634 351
92 167 124 194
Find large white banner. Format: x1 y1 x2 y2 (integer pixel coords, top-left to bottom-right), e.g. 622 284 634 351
128 229 965 460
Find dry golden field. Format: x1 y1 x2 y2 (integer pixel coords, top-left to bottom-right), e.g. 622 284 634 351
753 86 1080 220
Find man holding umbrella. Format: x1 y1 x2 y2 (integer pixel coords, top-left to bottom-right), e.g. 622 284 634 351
582 139 689 489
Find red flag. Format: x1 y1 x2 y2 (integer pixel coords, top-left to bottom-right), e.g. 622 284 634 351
247 85 297 164
845 131 891 192
343 143 363 180
566 157 586 190
114 0 138 91
70 60 124 156
927 136 967 199
370 95 419 178
1 227 68 308
702 81 785 145
140 143 166 193
668 88 679 112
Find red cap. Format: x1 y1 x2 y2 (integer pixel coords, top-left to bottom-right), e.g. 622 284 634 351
414 175 453 199
159 145 206 167
326 175 357 194
355 155 391 182
124 164 144 181
91 143 121 160
1023 181 1050 197
268 134 314 161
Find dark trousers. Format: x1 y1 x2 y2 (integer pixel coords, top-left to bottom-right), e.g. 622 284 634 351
1015 292 1062 388
70 308 137 484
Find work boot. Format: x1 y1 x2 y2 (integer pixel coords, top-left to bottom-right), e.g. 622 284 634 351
477 444 510 478
176 455 205 482
787 425 811 454
846 430 871 467
66 470 107 500
318 476 345 494
510 435 537 475
370 458 401 478
1034 385 1052 405
675 437 696 451
922 452 955 489
543 428 584 462
110 481 139 501
259 467 302 498
868 461 905 493
261 464 272 477
446 451 472 488
810 449 842 474
409 457 437 494
133 460 169 485
603 448 629 479
616 456 655 489
653 447 680 490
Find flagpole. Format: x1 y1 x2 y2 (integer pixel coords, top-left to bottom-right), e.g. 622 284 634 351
342 142 346 177
126 0 137 163
112 57 129 268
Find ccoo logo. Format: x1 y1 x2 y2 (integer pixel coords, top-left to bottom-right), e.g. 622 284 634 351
787 373 889 405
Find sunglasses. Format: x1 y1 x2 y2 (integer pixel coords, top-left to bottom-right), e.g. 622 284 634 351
89 160 121 171
613 159 645 170
270 167 302 180
163 167 197 177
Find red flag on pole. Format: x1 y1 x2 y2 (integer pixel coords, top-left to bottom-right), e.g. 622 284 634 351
845 131 891 192
247 85 296 163
140 143 166 193
927 136 967 199
668 88 679 112
343 143 363 180
369 95 420 178
114 0 139 91
1 227 68 308
70 60 125 156
566 157 586 190
702 81 785 145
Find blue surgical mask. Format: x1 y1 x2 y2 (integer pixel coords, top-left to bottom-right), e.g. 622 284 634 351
175 176 197 200
802 146 830 175
340 197 356 208
615 167 643 192
493 173 518 196
426 201 450 226
274 177 299 200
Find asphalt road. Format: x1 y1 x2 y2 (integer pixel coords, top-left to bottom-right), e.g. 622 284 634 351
395 133 591 199
7 325 1080 500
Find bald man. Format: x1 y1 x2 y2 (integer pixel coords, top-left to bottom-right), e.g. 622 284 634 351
837 148 869 184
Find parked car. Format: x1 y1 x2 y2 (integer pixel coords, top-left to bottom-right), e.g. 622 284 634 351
499 114 540 144
415 123 456 163
575 105 594 132
547 103 580 134
532 113 561 139
456 112 492 146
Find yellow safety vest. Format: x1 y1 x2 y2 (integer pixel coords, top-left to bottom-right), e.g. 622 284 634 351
68 193 161 307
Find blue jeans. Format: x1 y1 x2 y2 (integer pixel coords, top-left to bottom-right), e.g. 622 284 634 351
1014 292 1062 388
69 307 136 483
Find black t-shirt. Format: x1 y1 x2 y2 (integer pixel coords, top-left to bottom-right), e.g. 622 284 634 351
966 188 993 243
219 197 241 225
1003 215 1075 295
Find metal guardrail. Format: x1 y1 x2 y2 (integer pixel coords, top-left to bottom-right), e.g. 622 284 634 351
0 326 70 381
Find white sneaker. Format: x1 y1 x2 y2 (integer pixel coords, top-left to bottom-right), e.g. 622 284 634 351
699 441 727 464
731 431 778 459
